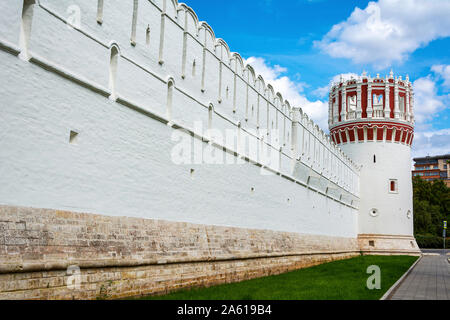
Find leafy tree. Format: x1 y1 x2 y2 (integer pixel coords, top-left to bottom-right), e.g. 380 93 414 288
413 177 450 248
413 199 440 235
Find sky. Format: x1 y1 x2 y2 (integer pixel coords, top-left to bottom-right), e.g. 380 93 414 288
183 0 450 159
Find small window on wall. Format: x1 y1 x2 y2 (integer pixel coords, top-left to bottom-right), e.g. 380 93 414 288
146 26 150 45
389 179 398 193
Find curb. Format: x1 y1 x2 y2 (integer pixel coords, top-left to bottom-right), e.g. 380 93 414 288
380 255 423 300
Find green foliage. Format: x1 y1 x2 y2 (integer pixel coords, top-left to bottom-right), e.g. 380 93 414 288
415 234 450 249
136 256 418 301
413 177 450 248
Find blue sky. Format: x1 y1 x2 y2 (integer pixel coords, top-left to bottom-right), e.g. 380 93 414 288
184 0 450 158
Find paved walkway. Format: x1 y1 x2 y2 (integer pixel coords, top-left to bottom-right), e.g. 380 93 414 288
390 250 450 300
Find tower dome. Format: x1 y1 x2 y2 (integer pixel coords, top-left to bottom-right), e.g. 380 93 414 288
328 72 420 255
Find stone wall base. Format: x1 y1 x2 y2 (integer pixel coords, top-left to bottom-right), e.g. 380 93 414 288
0 205 360 300
0 252 358 300
358 234 422 256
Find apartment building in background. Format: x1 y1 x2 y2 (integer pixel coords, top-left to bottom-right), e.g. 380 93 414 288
412 154 450 187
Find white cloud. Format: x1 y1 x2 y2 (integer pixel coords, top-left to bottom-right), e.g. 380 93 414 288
411 72 449 158
412 129 450 159
312 85 330 98
312 73 359 98
245 57 289 87
315 0 450 68
413 76 446 124
331 73 359 84
431 64 450 89
244 57 329 130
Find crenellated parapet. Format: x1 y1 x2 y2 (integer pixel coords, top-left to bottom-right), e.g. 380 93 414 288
329 72 415 147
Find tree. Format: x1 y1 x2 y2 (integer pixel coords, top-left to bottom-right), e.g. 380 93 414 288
413 177 450 237
413 199 439 235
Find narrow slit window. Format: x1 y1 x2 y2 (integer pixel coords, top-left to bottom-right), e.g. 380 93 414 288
192 60 196 77
69 130 79 144
373 155 376 163
146 26 150 45
389 180 398 193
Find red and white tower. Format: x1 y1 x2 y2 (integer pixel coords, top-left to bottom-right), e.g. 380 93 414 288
329 71 421 255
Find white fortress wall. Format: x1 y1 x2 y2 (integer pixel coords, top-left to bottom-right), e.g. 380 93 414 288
0 0 372 300
0 0 359 238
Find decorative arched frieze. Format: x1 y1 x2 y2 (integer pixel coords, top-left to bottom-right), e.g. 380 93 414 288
266 85 275 102
244 65 256 86
256 76 265 94
231 52 244 76
178 3 199 35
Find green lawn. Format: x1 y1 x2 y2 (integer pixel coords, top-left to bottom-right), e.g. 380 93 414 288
137 255 418 300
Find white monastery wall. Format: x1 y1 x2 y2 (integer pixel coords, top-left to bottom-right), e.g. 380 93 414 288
0 0 359 237
0 0 424 300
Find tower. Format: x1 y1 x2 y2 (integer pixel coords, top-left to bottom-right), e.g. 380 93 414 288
329 72 421 255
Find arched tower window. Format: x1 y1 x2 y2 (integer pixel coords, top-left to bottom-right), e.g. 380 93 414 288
373 94 383 108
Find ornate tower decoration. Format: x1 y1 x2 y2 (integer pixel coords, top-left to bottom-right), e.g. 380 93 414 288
328 72 421 255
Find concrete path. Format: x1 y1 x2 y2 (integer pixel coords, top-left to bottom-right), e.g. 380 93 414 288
421 249 449 256
390 250 450 300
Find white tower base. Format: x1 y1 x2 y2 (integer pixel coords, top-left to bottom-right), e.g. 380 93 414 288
358 234 421 256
